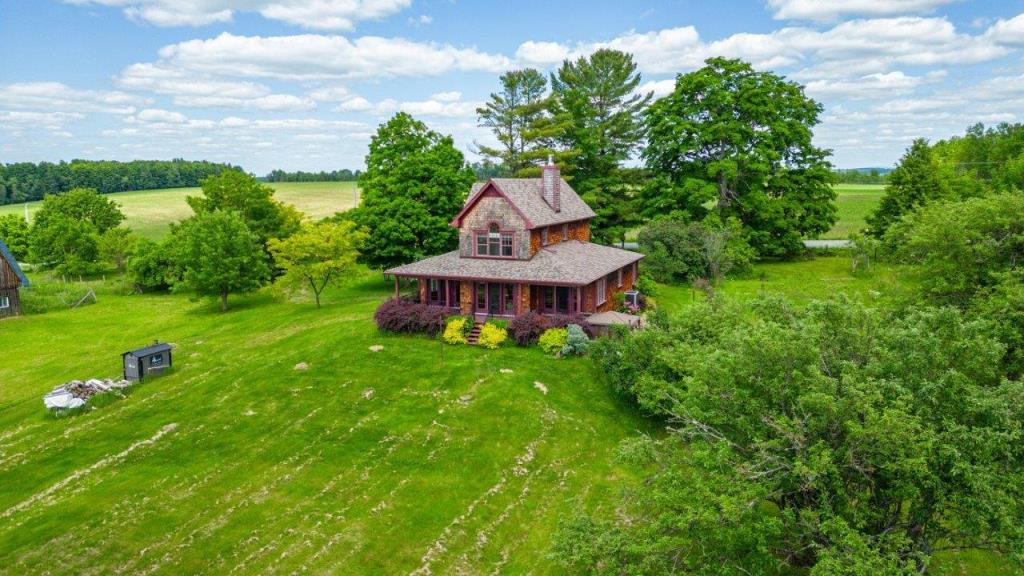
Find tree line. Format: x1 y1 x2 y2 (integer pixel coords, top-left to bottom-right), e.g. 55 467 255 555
263 169 361 182
832 168 890 184
0 159 239 205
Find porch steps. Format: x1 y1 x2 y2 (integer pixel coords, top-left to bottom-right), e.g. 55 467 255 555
467 322 484 345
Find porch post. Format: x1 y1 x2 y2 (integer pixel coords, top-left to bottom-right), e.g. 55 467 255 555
394 276 399 299
445 279 450 309
576 286 581 314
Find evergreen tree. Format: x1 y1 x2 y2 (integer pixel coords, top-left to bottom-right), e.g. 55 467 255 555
867 139 951 237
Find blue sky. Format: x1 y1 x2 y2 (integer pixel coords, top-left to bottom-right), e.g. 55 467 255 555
1 0 1023 174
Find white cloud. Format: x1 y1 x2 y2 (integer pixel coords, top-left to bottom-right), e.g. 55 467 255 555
331 91 481 118
767 0 959 21
637 78 675 98
0 82 143 114
116 63 315 110
985 13 1024 46
135 108 189 123
150 32 511 80
804 71 927 99
65 0 412 31
515 41 571 67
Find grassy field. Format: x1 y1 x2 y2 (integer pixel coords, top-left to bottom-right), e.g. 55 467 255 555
0 181 359 239
0 256 1008 574
823 183 886 239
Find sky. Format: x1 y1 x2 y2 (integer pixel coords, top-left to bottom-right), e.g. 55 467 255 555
1 0 1023 175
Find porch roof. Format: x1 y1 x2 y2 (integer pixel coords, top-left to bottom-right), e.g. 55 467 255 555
386 240 643 286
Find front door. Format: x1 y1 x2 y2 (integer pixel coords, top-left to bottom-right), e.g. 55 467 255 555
488 283 502 315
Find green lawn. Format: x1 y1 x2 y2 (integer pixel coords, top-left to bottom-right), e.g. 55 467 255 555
0 274 651 574
0 181 359 239
0 257 1007 574
823 183 886 239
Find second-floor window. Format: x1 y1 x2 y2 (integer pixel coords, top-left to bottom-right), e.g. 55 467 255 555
476 223 513 257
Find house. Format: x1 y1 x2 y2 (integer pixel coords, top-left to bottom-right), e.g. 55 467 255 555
386 160 644 320
0 238 28 319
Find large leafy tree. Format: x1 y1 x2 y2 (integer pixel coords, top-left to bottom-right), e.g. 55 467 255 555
476 69 569 176
867 139 952 237
643 58 836 257
560 297 1024 575
29 187 125 273
0 213 30 260
172 210 270 311
268 220 366 308
187 170 301 245
349 112 475 270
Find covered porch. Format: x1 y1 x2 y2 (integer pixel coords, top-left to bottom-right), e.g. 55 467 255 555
392 276 585 319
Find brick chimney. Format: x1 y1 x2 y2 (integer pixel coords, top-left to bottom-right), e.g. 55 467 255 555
541 154 560 212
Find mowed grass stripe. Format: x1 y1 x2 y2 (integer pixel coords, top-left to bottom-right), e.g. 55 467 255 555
0 275 650 574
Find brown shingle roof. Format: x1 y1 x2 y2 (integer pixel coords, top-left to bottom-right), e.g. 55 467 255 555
386 240 643 286
464 178 596 228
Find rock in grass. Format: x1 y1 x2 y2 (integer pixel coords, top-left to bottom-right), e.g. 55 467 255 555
459 394 473 404
533 381 548 395
369 345 384 352
294 362 309 371
499 368 513 374
362 388 375 400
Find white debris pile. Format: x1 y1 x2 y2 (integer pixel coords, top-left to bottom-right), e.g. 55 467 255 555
43 378 133 410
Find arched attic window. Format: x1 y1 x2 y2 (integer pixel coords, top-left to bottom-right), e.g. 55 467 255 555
475 222 514 257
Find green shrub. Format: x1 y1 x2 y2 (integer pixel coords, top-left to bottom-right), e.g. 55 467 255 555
539 328 568 355
560 324 590 356
443 317 468 344
635 273 659 297
477 322 507 349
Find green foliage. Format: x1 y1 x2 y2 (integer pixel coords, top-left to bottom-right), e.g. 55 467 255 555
97 227 137 272
172 210 270 311
0 213 30 260
832 168 890 185
32 187 125 234
887 193 1024 306
268 220 366 308
443 317 468 345
0 159 236 205
550 50 651 242
187 170 301 244
477 322 508 349
972 271 1024 379
348 112 475 270
637 216 753 284
559 324 589 356
558 297 1024 574
539 327 568 356
30 215 100 275
265 168 360 182
867 139 953 237
128 237 178 292
634 272 659 297
476 69 569 175
642 57 836 257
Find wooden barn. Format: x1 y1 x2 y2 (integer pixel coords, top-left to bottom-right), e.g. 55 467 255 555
0 238 28 319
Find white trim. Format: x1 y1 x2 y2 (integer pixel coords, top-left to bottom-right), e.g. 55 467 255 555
596 278 607 305
0 295 9 309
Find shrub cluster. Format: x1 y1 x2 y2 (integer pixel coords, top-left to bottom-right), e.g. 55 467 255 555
508 311 549 346
560 324 590 356
443 317 468 344
509 312 596 346
477 323 508 349
539 328 568 355
374 298 448 336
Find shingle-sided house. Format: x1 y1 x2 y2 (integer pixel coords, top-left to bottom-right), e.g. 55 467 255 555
0 238 29 319
386 161 644 319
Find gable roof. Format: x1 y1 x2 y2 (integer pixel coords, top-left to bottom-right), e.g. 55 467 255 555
386 240 643 286
451 178 596 229
0 238 29 287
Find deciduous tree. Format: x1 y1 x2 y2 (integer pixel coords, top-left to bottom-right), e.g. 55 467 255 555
643 58 836 257
0 213 30 260
867 139 952 237
348 112 475 270
268 220 366 308
187 170 301 245
173 210 269 311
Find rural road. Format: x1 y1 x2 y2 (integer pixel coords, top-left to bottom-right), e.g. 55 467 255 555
610 240 853 250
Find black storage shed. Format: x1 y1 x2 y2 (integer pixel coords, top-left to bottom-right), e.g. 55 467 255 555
123 342 172 381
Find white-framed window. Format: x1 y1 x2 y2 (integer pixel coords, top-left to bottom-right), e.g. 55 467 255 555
596 278 607 305
0 296 8 309
617 268 623 287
